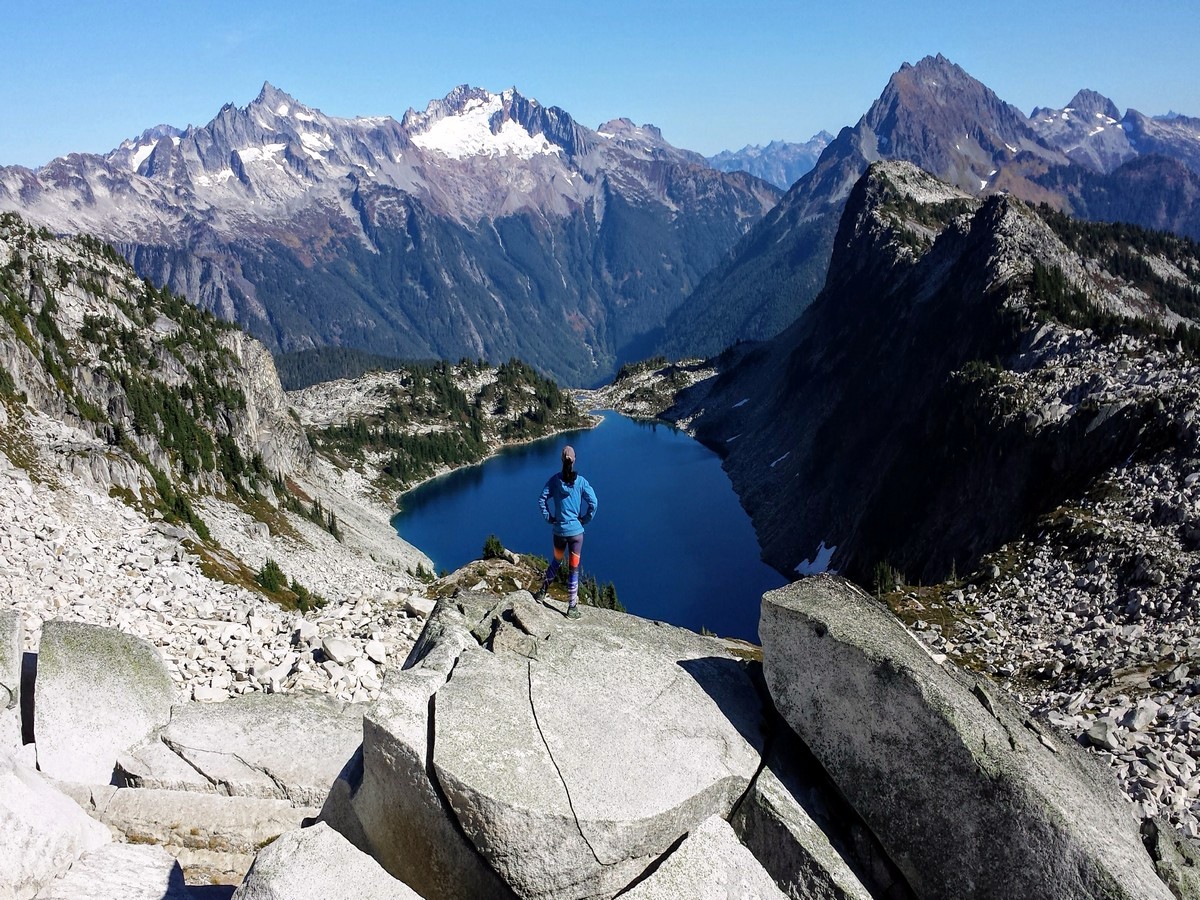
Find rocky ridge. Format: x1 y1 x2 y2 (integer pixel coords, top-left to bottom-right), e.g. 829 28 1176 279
679 160 1200 583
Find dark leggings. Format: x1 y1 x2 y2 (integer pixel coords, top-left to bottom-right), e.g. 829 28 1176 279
540 533 583 604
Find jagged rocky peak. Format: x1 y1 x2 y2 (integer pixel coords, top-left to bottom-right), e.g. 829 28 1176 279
597 116 663 142
1067 88 1122 122
863 53 1060 189
249 80 308 118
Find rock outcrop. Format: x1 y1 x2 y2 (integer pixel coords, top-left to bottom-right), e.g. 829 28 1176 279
91 786 314 882
0 750 111 899
325 591 766 900
34 620 176 784
761 575 1173 900
232 823 422 900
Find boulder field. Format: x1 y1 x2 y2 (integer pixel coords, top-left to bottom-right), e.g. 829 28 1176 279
3 576 1195 898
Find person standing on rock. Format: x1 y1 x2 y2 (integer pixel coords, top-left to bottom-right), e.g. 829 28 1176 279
535 445 597 619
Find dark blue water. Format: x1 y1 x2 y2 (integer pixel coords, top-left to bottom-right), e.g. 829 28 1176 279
391 411 787 641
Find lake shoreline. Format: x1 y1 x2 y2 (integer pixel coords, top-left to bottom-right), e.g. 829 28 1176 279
390 412 605 515
390 410 786 641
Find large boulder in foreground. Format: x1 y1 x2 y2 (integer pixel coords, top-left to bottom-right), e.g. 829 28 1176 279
761 575 1173 900
327 592 765 900
0 750 111 899
34 621 175 784
327 601 515 900
233 823 423 900
119 692 364 806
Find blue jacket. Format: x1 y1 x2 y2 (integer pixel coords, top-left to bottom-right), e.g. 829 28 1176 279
539 473 597 537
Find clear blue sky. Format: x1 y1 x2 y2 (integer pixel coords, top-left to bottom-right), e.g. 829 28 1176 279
1 0 1197 168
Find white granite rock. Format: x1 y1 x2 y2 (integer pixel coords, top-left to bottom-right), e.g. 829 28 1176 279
762 576 1174 900
344 593 765 900
34 621 175 784
0 750 111 900
31 842 190 900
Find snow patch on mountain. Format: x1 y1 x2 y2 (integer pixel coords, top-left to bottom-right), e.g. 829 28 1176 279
411 93 560 160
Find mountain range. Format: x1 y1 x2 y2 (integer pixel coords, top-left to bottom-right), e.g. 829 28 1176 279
659 54 1200 360
0 83 779 385
2 57 1200 386
707 133 834 190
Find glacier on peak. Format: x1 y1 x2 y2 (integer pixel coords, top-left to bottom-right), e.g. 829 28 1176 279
410 91 561 160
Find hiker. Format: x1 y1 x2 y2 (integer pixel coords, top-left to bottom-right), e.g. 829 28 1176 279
535 445 597 619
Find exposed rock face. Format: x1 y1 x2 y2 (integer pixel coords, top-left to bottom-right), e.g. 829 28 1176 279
217 331 310 478
760 575 1173 900
0 217 309 506
619 815 787 900
34 620 176 784
233 824 422 900
0 750 111 900
325 591 765 900
118 692 364 806
30 843 190 900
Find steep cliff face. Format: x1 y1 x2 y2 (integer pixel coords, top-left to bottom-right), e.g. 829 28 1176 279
0 213 307 521
681 161 1200 584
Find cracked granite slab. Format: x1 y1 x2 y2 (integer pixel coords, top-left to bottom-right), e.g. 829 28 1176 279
350 591 766 900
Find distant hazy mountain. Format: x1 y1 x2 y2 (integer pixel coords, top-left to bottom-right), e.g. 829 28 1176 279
1028 89 1136 173
0 83 780 386
707 133 834 189
659 54 1200 361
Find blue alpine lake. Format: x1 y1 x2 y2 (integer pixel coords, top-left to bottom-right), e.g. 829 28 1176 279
391 411 787 642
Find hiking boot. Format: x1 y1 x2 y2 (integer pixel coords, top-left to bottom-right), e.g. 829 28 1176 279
534 588 547 603
566 604 581 620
